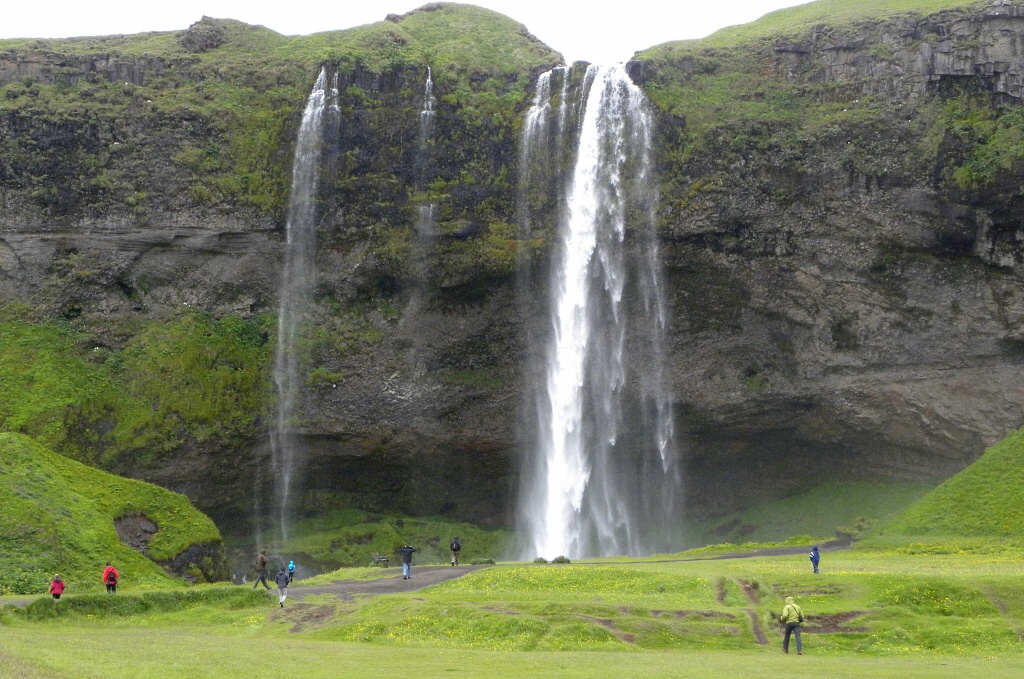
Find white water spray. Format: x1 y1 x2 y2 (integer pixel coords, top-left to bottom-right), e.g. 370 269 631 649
518 64 680 559
270 67 337 540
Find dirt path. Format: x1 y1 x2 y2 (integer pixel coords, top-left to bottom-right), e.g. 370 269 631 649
287 565 488 601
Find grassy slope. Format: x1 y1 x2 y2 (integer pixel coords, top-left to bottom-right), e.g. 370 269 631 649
2 546 1024 676
0 432 222 594
881 427 1024 538
689 481 934 547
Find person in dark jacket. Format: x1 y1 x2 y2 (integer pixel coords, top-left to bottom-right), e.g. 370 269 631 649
809 545 820 574
102 563 119 594
275 568 290 607
50 574 65 600
252 549 271 590
450 537 462 566
398 545 418 580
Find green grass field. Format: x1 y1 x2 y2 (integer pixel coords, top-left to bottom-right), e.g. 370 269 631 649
3 544 1024 677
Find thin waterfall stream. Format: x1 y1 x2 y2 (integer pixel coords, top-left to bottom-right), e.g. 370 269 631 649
518 64 681 559
267 67 337 541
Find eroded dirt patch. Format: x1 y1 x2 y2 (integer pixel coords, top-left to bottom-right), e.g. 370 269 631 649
745 609 768 644
115 514 157 553
577 615 635 643
285 604 337 633
738 579 760 604
803 611 868 634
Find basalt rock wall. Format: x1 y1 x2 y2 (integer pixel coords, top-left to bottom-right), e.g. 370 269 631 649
638 0 1024 517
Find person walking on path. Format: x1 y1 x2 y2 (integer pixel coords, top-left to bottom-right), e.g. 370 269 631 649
49 574 65 600
780 596 804 655
450 536 461 567
102 563 119 594
287 560 295 584
275 568 290 607
809 545 820 574
253 549 271 590
398 545 418 580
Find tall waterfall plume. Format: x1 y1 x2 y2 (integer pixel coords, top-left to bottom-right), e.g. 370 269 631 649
517 64 681 559
268 67 338 541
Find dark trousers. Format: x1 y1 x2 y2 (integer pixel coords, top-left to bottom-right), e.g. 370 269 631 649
105 583 116 594
783 623 802 653
253 570 270 589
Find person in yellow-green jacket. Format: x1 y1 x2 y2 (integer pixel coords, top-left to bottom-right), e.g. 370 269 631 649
779 596 804 654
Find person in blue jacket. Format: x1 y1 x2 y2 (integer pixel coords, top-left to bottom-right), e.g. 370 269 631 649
809 545 820 574
287 560 296 583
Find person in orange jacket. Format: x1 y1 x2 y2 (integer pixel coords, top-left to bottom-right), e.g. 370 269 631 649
49 574 65 600
102 562 119 593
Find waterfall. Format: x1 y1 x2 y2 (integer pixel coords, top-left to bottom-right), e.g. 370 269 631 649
518 64 681 559
268 67 337 541
416 66 437 240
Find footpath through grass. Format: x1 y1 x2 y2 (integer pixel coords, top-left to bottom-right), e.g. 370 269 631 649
2 545 1024 677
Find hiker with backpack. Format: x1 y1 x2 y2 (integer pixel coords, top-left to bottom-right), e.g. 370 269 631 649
779 596 804 655
450 536 462 566
809 545 820 574
102 562 119 594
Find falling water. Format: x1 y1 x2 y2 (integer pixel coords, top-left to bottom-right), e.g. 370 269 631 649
268 67 337 541
416 66 437 240
518 64 681 559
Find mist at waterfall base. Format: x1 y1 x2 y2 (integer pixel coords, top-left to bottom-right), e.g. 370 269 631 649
517 64 682 560
261 67 338 543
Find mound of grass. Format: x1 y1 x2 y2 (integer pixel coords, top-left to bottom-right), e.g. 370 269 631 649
0 433 224 594
277 509 510 571
689 481 933 547
882 427 1024 538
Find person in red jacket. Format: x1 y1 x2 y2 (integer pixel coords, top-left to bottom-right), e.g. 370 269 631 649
49 574 65 600
102 562 119 593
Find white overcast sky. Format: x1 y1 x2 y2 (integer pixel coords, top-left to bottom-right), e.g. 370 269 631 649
2 1 813 64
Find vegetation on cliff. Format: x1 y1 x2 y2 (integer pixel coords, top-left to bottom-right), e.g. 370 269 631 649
0 304 272 466
0 432 226 594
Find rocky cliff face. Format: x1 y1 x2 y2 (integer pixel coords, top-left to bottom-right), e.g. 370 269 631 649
2 2 1024 535
637 0 1024 517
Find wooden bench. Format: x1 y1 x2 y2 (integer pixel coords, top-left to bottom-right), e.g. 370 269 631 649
370 552 389 567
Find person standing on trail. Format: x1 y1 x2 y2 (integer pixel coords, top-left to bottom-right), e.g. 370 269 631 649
275 568 290 607
253 549 271 590
450 536 462 566
287 560 296 583
49 574 65 600
779 596 804 655
398 545 418 580
809 545 820 574
102 562 119 594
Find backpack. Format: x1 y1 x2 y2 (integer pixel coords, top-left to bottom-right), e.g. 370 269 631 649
451 538 461 551
107 572 117 584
